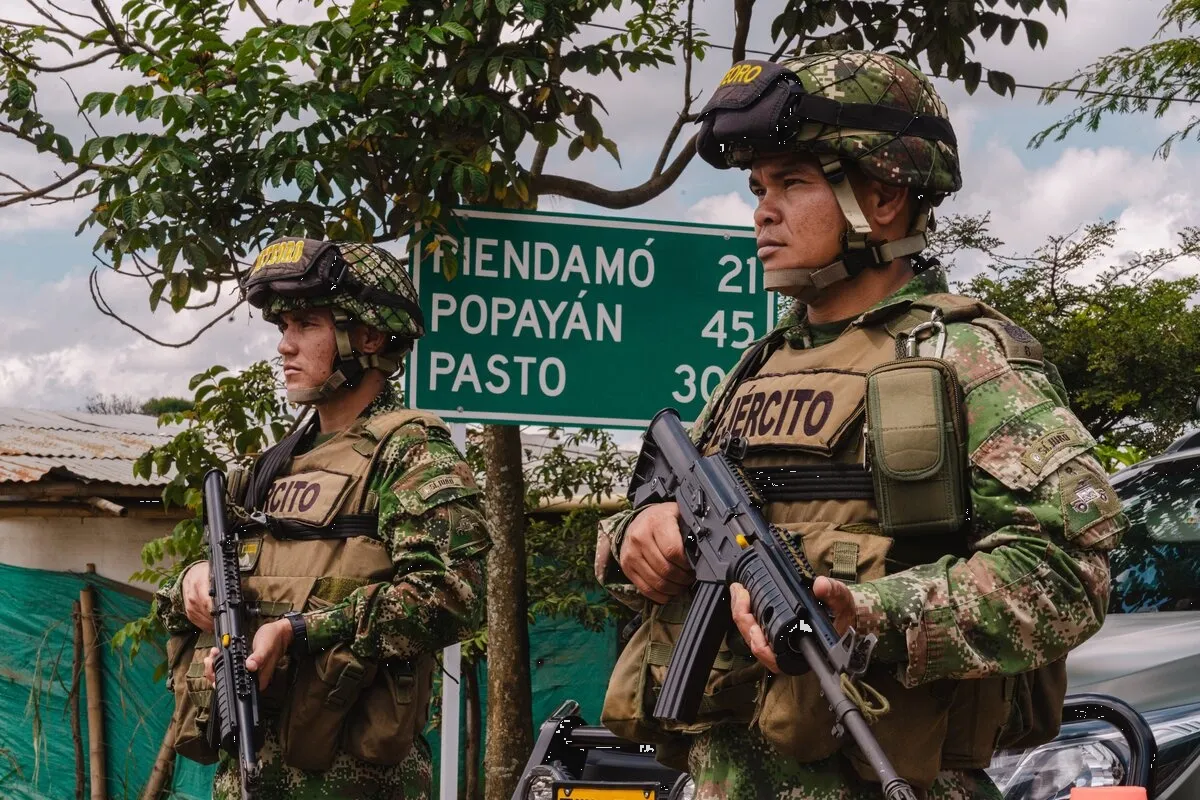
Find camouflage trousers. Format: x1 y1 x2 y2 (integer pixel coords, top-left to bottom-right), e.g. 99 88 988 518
212 727 432 800
689 726 1003 800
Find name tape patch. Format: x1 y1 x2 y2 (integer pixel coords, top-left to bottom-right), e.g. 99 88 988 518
416 474 467 501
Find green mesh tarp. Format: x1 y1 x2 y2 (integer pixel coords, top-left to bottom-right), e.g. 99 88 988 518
0 562 615 798
0 563 214 799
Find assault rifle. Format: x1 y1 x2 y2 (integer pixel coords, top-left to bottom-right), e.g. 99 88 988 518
203 469 263 799
627 409 917 800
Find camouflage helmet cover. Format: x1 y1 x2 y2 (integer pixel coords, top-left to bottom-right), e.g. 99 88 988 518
697 51 962 196
244 238 425 340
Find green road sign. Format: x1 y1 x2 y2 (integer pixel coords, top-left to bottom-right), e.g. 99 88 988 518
407 208 776 428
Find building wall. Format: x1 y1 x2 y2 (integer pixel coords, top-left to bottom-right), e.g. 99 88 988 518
0 515 176 590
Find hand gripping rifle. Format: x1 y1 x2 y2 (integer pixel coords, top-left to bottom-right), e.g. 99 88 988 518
627 409 917 800
203 469 263 799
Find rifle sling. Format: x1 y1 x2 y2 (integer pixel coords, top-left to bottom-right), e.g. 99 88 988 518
247 412 318 511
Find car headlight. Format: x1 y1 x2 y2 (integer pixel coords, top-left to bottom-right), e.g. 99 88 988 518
668 774 695 800
986 702 1200 799
523 765 568 800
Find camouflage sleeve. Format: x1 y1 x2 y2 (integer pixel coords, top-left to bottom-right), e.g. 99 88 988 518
848 323 1126 688
595 508 649 611
154 561 203 634
302 421 491 660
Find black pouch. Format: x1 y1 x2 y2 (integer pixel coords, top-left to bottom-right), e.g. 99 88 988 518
865 358 969 537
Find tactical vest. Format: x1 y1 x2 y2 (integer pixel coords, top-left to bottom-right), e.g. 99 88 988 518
603 294 1067 788
169 409 441 771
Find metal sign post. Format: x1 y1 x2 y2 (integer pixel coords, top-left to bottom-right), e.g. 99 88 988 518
408 208 771 428
440 422 467 800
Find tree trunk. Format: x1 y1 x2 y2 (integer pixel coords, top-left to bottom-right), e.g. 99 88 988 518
463 657 482 800
482 424 532 800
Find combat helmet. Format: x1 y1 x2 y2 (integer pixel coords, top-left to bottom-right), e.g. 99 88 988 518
241 238 426 403
696 51 961 299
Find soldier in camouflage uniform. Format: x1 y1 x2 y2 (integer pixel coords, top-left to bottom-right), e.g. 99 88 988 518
157 239 490 799
596 52 1124 799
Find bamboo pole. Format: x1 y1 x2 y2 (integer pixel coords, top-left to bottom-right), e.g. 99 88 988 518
71 601 85 800
79 583 107 800
139 723 176 800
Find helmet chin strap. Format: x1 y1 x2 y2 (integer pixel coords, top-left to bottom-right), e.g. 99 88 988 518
286 309 402 405
763 154 932 303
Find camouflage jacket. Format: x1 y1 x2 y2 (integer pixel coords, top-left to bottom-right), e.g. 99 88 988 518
156 382 491 662
597 268 1125 688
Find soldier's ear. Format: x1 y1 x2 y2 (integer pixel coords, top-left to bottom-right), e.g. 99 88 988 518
353 324 389 355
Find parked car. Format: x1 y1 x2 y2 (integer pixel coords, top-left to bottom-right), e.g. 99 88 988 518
985 433 1200 798
515 431 1200 800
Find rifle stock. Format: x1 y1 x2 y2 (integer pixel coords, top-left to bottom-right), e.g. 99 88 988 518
628 409 917 800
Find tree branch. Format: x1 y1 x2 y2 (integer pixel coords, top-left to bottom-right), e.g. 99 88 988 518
534 133 697 208
0 165 87 208
0 44 120 73
732 0 754 62
653 0 699 178
242 0 275 27
89 269 245 348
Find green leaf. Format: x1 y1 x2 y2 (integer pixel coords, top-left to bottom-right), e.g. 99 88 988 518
442 22 474 42
427 26 446 45
149 278 168 312
349 0 373 25
599 137 620 166
567 136 584 161
296 160 316 190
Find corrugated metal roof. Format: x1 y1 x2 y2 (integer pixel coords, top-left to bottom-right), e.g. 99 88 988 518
0 408 182 488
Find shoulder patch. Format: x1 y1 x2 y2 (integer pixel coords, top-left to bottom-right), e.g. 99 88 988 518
1056 456 1126 549
416 474 467 500
971 403 1096 492
970 318 1043 365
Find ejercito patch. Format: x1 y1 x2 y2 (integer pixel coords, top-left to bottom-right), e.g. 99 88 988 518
416 474 467 501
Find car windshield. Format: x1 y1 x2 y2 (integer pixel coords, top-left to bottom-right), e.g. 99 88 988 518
1110 459 1200 613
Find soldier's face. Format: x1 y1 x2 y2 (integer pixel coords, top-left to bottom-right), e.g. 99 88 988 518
748 153 845 274
276 307 337 391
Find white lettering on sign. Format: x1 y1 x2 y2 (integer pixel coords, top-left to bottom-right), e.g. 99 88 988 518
429 352 567 397
427 292 622 342
429 235 657 289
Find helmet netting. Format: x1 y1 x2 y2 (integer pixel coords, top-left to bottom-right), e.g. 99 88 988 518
781 51 961 196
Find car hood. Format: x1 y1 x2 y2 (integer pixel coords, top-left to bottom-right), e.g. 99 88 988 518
1066 610 1200 712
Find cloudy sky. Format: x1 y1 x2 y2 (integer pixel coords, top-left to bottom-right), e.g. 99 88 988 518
1 0 1196 411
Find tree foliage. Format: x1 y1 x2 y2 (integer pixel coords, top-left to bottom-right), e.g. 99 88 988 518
932 213 1200 456
1 0 1063 333
1032 0 1200 157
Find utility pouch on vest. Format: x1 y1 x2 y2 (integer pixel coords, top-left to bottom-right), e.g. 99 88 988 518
167 630 220 765
865 358 969 537
280 643 378 771
601 592 761 768
997 659 1068 750
342 657 434 765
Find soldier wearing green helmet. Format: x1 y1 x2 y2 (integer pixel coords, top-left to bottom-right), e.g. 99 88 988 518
155 238 491 799
596 52 1124 799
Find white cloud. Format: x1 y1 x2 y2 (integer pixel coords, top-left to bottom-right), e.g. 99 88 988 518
946 140 1200 279
0 270 276 409
685 192 755 226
